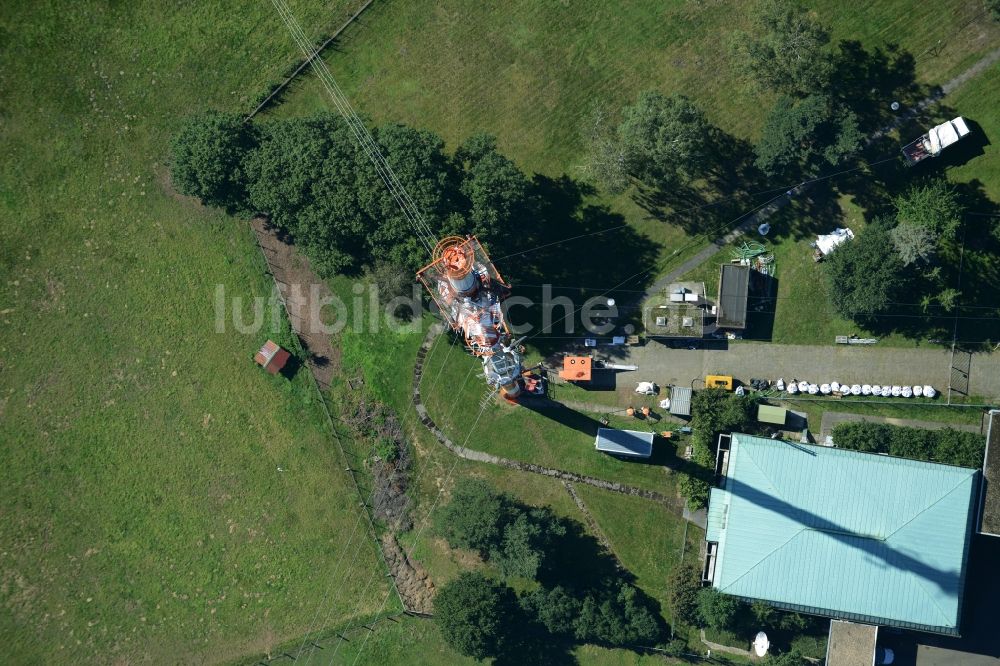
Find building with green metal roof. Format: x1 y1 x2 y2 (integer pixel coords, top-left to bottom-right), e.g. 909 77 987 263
704 433 978 636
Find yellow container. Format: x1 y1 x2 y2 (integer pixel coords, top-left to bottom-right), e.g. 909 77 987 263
705 375 734 391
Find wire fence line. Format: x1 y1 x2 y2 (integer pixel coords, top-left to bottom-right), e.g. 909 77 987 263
247 220 412 620
246 610 432 665
246 0 376 121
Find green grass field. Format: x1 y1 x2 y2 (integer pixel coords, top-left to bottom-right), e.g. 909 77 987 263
5 0 999 663
418 337 678 494
945 61 1000 200
272 0 1000 294
0 1 402 663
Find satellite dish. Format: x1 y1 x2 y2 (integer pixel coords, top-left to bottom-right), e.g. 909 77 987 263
607 298 616 307
758 223 770 236
754 631 770 657
891 101 900 112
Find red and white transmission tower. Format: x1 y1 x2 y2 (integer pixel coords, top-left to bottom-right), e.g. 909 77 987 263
417 236 525 400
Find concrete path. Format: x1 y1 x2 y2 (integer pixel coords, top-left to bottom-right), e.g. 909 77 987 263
819 411 984 441
620 342 1000 400
942 46 1000 96
700 629 752 657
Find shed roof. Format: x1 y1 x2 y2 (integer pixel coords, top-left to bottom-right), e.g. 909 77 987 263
559 356 592 382
826 620 877 666
255 340 291 375
980 410 1000 536
708 434 977 635
669 386 692 416
594 428 654 458
717 264 749 329
757 404 787 425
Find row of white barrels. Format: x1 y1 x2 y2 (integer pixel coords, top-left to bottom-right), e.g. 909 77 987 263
775 378 936 398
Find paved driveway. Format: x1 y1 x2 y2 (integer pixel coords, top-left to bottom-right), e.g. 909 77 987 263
608 342 1000 401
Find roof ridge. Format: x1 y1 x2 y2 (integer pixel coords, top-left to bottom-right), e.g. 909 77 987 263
883 470 977 541
736 439 786 502
719 526 806 593
905 567 954 627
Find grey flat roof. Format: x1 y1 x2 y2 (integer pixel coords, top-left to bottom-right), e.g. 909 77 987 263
595 428 654 458
670 386 692 416
717 264 749 329
980 410 1000 536
825 620 877 666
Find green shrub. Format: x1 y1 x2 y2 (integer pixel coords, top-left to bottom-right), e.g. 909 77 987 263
831 421 984 468
666 564 702 627
696 587 742 630
170 111 258 211
435 572 520 660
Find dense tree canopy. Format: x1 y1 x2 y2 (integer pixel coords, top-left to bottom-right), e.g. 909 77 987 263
680 390 757 508
435 572 520 660
573 583 661 645
245 114 370 275
493 507 566 579
831 421 984 468
731 0 834 96
754 94 862 177
434 477 518 555
368 123 456 268
893 179 963 240
172 112 533 277
450 133 530 256
435 478 663 653
696 587 743 630
666 564 701 627
618 91 714 186
890 222 936 266
520 586 581 637
825 218 909 320
170 111 258 211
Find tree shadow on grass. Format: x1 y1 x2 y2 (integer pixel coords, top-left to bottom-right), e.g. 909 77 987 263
833 40 932 131
539 517 629 591
487 511 667 665
630 132 765 239
846 179 1000 346
505 175 660 357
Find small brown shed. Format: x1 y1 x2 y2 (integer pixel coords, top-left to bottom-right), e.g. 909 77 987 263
254 340 291 375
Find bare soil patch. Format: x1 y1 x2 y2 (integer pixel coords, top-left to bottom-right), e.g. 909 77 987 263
250 216 342 388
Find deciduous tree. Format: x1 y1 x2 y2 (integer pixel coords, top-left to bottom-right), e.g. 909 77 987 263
618 91 713 186
451 133 530 255
731 0 834 96
893 180 963 240
492 507 565 580
520 585 581 636
368 123 455 270
244 113 369 275
170 111 257 210
890 223 937 266
755 94 861 177
667 564 701 626
696 587 742 630
435 572 519 660
573 583 661 645
825 218 908 319
434 477 517 555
